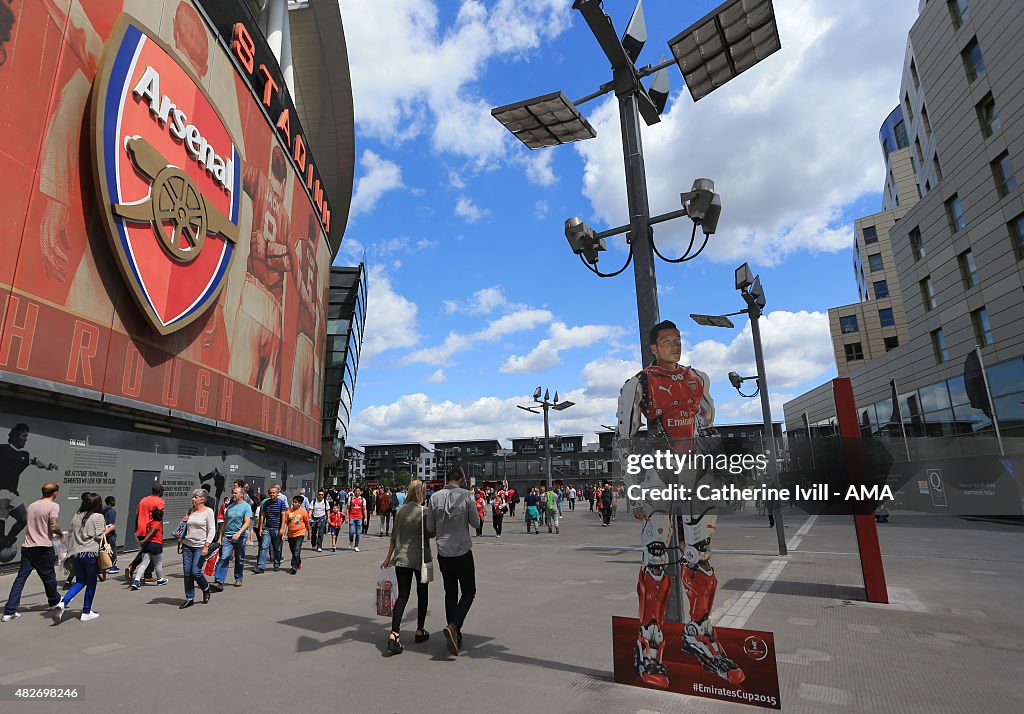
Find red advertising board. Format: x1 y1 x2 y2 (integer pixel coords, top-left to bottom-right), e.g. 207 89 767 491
0 0 329 450
612 616 782 709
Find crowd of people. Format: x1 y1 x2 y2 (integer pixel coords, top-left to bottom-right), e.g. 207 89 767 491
1 476 625 629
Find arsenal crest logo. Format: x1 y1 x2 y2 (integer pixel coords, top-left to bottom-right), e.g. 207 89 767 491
91 17 242 335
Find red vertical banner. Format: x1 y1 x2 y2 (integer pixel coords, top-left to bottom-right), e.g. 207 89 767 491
832 378 889 603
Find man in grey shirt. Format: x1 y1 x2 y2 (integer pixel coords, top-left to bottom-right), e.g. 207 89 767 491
425 466 480 656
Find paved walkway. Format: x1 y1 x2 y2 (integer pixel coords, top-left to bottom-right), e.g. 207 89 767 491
1 505 1021 713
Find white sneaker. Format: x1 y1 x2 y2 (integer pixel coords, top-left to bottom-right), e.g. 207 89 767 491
51 602 65 624
1 612 21 622
354 547 360 552
80 611 100 622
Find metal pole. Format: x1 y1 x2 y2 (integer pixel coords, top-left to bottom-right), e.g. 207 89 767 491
617 92 660 362
749 309 788 556
543 401 553 490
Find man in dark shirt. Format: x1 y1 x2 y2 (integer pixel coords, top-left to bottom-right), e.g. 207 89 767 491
102 496 118 573
255 485 286 573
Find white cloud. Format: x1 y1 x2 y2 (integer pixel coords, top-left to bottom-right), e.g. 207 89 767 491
535 200 549 219
575 0 919 266
349 150 403 218
348 388 618 447
442 285 526 316
682 310 836 392
716 392 797 423
341 0 572 162
501 322 626 374
524 150 557 187
426 369 446 383
360 265 421 362
406 308 553 366
455 196 488 222
581 357 642 398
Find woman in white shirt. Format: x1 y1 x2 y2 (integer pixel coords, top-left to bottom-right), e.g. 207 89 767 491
178 489 216 609
53 493 114 623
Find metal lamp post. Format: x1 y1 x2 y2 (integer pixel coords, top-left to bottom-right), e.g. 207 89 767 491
690 262 787 555
517 387 575 490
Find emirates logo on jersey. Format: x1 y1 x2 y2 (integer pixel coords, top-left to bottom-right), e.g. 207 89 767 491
91 17 243 335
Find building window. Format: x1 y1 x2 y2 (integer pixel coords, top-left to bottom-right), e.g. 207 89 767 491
874 280 890 299
931 328 948 364
894 120 909 150
868 253 884 272
904 93 914 123
921 105 931 137
844 343 864 362
914 137 924 166
924 180 931 194
958 249 979 288
971 307 994 346
933 154 943 181
920 276 937 311
840 315 859 334
976 93 1000 138
910 58 920 90
879 308 896 327
948 0 969 29
884 336 900 351
992 152 1018 198
862 225 878 245
1010 214 1024 261
945 195 966 233
961 37 985 82
910 227 925 261
882 137 891 157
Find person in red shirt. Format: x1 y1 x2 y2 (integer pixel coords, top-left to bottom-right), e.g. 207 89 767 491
474 493 486 537
346 487 366 552
125 485 165 582
327 504 344 552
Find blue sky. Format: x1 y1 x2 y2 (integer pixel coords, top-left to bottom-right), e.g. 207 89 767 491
333 0 921 447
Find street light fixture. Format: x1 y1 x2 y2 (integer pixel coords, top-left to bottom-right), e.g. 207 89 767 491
690 262 787 555
668 0 782 102
491 0 779 365
517 387 574 489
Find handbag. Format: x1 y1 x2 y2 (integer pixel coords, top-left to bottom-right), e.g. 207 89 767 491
419 505 434 584
97 533 113 570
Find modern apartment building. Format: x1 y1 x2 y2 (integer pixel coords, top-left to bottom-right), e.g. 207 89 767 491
785 0 1024 451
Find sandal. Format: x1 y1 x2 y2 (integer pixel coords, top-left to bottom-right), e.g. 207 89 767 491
414 629 429 643
387 632 404 655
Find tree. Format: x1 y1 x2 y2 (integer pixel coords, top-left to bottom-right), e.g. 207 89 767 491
395 470 412 488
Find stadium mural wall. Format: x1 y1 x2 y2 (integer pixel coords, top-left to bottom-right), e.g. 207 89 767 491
0 0 331 453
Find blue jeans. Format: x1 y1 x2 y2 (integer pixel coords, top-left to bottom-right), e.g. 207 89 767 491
348 519 362 547
181 545 210 600
3 546 60 615
310 516 327 549
215 536 247 584
63 554 99 614
257 530 283 569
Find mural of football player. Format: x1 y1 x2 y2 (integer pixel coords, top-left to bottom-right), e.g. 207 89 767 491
615 320 744 688
290 212 320 413
230 145 292 396
0 423 58 562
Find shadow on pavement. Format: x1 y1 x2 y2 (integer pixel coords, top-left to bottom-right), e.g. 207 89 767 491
721 578 865 600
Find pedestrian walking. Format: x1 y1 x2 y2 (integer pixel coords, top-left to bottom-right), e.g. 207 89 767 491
212 485 252 590
130 506 167 589
178 489 215 608
380 480 433 654
612 486 621 520
568 485 576 512
346 487 367 551
309 490 329 552
255 485 286 573
587 485 595 512
507 488 517 518
363 490 373 536
53 493 114 623
285 496 310 574
426 467 480 656
125 484 164 583
474 492 485 537
328 505 344 551
600 483 614 526
377 489 392 536
2 482 64 622
524 488 540 534
545 487 560 534
492 493 507 538
102 496 118 573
